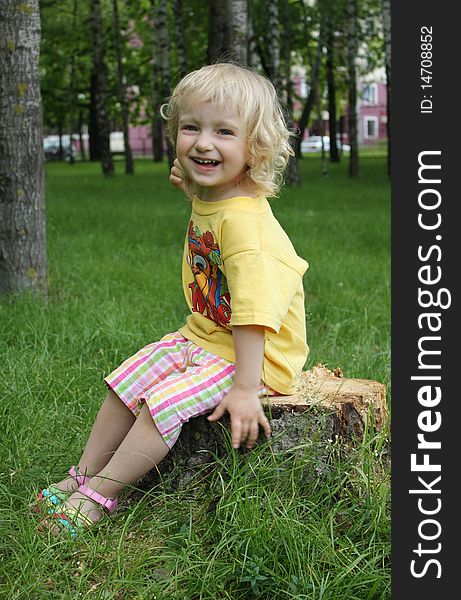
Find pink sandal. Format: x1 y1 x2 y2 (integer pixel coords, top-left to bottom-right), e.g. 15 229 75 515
50 484 118 540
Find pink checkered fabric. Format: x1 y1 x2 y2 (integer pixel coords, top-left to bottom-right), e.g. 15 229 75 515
104 331 273 448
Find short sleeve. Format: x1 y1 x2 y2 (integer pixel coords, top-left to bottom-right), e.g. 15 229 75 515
224 250 306 333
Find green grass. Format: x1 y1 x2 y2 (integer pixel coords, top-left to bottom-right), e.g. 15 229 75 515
0 156 390 599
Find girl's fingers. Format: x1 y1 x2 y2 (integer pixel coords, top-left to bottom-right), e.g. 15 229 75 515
260 413 272 438
232 419 242 449
240 423 249 447
246 421 259 449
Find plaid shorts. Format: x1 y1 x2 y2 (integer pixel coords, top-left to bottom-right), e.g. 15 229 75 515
104 331 273 449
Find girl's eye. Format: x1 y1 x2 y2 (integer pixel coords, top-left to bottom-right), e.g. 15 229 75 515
182 125 197 131
218 129 233 136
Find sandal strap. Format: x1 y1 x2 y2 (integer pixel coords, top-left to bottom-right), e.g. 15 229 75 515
37 486 68 514
69 466 91 487
51 506 94 540
78 484 118 513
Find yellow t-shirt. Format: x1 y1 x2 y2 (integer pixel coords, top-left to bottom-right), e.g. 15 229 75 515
179 195 309 394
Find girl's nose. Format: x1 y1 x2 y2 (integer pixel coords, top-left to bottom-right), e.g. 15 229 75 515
195 132 214 152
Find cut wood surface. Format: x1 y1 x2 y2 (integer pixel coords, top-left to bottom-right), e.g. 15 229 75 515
263 364 388 432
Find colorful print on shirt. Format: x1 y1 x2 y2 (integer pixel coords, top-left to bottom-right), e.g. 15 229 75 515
186 221 231 326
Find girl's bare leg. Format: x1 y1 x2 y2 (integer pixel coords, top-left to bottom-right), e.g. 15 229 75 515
47 389 136 494
51 404 170 530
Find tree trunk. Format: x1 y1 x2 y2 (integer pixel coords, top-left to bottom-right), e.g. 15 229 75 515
88 71 101 161
67 0 78 165
346 0 359 177
0 0 48 297
265 0 282 96
173 0 187 78
247 9 260 70
113 0 134 175
139 366 388 492
58 121 64 161
207 0 229 64
78 110 86 161
228 0 248 65
90 0 114 176
157 0 174 168
326 21 340 162
382 0 391 178
283 0 301 187
150 0 163 163
293 32 323 159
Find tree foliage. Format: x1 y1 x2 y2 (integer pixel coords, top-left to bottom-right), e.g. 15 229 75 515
38 0 386 173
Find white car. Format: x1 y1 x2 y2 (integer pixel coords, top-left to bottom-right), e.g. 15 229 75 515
301 135 350 153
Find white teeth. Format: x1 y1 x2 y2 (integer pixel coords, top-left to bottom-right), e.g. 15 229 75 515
193 158 219 165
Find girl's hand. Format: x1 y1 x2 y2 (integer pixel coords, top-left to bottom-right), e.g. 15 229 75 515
207 384 271 450
169 158 186 192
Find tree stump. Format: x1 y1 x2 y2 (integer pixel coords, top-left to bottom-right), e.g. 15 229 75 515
139 365 388 492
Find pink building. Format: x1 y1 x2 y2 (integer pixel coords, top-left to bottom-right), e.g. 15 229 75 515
292 67 388 146
358 80 388 145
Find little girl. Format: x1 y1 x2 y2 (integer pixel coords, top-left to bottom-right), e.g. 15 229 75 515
37 63 309 539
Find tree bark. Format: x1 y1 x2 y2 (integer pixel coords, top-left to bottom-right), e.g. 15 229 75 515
67 0 78 165
88 71 101 161
326 21 340 162
78 110 86 161
247 9 260 70
157 0 174 168
150 0 163 163
293 32 323 159
207 0 229 64
0 0 48 297
382 0 391 177
90 0 114 176
346 0 359 177
113 0 134 175
265 0 282 96
173 0 187 78
140 366 388 491
228 0 248 65
283 0 301 187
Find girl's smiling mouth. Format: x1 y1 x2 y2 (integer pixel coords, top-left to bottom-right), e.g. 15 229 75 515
190 157 222 170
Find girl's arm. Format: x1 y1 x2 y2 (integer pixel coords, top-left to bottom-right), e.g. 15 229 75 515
207 325 272 450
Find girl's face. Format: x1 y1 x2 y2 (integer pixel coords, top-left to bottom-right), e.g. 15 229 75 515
176 100 254 202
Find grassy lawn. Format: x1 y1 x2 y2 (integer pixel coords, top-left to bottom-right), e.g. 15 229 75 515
0 155 390 599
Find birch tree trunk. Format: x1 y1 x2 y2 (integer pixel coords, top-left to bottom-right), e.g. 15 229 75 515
247 10 260 70
207 0 229 64
346 0 359 177
382 0 391 177
0 0 48 296
113 0 134 175
228 0 248 65
265 0 282 96
90 0 114 176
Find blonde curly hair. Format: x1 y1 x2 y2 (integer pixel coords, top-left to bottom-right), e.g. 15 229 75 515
162 63 294 198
